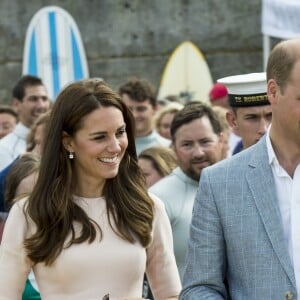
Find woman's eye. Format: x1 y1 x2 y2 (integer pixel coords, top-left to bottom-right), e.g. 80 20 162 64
94 135 105 140
116 129 126 136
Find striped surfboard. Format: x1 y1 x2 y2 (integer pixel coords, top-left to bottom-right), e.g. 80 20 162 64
22 6 89 101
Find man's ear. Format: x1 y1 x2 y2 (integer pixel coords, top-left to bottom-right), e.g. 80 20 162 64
267 79 278 105
226 110 239 135
170 141 175 151
218 131 225 144
153 103 159 114
11 98 21 113
62 131 73 152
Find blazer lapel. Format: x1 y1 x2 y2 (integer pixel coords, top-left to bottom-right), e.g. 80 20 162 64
245 137 296 287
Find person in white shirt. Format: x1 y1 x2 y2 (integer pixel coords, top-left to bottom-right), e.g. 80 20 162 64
0 106 18 139
0 75 50 170
181 39 300 300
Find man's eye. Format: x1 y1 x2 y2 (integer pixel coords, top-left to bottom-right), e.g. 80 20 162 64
245 116 257 120
182 143 192 147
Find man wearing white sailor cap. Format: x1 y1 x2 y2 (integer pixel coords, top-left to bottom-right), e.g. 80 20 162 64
219 72 272 154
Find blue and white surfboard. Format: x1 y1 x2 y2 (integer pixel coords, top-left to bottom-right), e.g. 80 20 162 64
22 6 89 101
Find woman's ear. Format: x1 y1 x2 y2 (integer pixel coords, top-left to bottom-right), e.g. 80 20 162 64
62 131 73 152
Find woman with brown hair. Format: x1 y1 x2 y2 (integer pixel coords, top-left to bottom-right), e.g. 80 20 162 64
4 152 40 210
0 79 181 299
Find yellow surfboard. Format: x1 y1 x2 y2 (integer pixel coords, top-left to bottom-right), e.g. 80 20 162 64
158 41 213 104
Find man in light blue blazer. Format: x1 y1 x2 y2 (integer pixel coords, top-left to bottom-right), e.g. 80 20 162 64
181 39 300 300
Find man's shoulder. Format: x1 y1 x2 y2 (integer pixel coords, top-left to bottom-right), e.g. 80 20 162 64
153 131 170 146
135 131 171 154
205 141 264 176
0 131 18 147
0 130 26 154
143 131 171 148
0 127 28 170
149 169 182 195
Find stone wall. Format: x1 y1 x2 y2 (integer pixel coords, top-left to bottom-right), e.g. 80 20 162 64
0 0 268 103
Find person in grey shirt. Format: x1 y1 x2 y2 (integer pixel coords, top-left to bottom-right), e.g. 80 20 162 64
149 102 224 280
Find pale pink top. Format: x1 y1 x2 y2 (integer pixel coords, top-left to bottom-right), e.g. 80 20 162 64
0 194 181 300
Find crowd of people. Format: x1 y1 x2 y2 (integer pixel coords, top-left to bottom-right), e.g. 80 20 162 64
0 38 299 300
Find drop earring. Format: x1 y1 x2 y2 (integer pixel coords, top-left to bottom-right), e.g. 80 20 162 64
69 151 74 159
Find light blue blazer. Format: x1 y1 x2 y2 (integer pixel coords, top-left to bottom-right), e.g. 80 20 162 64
180 136 297 300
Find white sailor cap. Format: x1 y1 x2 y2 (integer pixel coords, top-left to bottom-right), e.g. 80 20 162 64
217 72 269 107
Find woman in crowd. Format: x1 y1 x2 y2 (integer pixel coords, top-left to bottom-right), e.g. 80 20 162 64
4 152 40 210
211 106 231 159
154 102 183 140
0 79 181 299
138 146 177 188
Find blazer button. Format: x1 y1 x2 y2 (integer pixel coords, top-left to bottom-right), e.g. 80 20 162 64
285 291 294 300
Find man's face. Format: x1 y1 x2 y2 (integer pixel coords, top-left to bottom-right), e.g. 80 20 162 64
121 93 156 137
228 105 272 149
173 116 222 181
14 85 50 128
269 60 300 147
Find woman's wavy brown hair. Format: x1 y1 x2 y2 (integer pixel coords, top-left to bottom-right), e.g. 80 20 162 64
24 79 154 266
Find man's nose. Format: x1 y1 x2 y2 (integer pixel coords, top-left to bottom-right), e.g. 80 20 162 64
258 118 269 134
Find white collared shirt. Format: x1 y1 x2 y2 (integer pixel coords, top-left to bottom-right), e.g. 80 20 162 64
266 126 300 296
0 122 29 170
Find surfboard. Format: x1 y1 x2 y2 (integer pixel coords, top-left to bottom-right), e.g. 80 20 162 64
22 6 89 101
158 41 213 104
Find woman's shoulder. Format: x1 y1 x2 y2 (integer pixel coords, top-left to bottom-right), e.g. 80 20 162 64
148 192 165 211
2 197 33 244
10 196 28 212
148 192 169 222
5 197 30 227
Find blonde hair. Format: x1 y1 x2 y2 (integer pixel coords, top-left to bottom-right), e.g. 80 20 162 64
154 102 183 134
138 146 178 177
211 106 229 132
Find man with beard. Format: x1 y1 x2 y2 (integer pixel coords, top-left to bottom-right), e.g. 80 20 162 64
149 102 224 280
0 75 50 170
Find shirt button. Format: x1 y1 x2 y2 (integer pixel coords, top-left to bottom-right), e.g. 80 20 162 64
285 291 294 300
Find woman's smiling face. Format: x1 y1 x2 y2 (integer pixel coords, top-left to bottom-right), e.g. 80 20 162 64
65 106 128 192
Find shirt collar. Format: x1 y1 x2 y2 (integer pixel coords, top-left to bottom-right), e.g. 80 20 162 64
266 125 289 177
266 124 277 166
15 122 30 138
